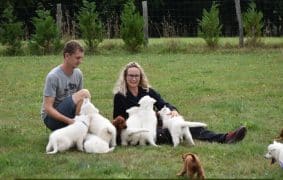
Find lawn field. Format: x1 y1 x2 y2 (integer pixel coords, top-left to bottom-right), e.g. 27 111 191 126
0 47 283 178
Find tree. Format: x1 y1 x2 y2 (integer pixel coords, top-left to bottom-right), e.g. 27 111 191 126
120 0 144 52
198 2 222 48
0 3 24 55
78 0 104 53
29 8 62 55
243 2 263 46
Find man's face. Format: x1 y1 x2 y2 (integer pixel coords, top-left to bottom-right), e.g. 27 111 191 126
65 49 84 68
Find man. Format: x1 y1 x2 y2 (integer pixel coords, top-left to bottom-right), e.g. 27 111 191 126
41 40 91 131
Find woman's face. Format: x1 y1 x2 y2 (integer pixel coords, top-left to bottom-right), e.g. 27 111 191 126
126 67 141 89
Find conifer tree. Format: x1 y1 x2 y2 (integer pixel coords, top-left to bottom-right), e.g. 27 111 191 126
198 2 222 48
0 3 23 55
29 8 61 55
78 0 104 53
120 0 144 52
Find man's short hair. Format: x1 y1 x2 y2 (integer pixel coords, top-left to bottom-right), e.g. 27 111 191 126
63 40 84 56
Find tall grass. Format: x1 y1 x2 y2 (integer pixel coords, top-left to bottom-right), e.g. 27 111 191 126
0 46 282 178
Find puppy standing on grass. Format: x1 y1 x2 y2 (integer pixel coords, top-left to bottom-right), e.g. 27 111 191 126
177 153 205 179
122 96 158 147
46 114 90 154
158 106 207 147
82 97 117 148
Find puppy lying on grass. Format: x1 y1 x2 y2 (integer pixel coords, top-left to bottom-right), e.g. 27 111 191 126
176 152 205 179
83 133 115 154
264 141 283 169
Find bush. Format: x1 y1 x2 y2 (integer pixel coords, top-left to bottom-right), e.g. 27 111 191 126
78 0 104 53
243 2 264 46
120 0 144 52
0 3 24 55
198 2 222 48
29 9 62 55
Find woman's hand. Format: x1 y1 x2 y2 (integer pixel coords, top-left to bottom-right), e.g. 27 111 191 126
170 110 179 117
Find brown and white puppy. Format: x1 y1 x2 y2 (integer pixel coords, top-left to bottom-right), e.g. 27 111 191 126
112 116 127 137
177 153 205 179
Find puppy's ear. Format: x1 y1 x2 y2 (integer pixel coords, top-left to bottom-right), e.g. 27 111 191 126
182 153 191 160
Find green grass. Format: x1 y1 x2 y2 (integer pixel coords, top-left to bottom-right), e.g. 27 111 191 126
0 41 283 178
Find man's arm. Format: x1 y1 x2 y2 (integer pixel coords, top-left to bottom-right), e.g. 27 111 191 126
44 96 74 124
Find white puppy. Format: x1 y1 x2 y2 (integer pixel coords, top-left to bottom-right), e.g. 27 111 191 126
137 95 158 146
82 98 117 148
46 114 90 154
158 106 207 147
122 96 158 147
264 141 283 168
120 106 148 146
83 133 115 154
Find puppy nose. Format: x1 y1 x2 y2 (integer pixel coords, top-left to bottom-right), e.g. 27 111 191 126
125 125 127 129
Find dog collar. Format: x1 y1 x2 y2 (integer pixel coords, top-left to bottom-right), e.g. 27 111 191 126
280 161 283 169
81 121 88 128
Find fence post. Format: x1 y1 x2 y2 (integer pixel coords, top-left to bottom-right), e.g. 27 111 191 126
56 3 63 37
142 1 148 46
234 0 244 47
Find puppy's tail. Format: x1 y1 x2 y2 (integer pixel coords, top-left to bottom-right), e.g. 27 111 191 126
127 128 150 136
46 141 58 154
46 141 52 153
182 121 207 128
108 147 115 153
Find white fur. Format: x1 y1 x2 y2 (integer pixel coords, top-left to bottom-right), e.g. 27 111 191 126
83 133 115 154
122 96 158 147
120 106 145 146
82 98 117 147
46 114 90 154
264 141 283 168
121 127 150 146
158 106 207 147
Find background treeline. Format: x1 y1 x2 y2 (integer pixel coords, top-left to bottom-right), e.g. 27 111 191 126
0 0 282 38
0 0 282 55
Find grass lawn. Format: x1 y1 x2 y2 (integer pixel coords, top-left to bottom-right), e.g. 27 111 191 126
0 42 283 178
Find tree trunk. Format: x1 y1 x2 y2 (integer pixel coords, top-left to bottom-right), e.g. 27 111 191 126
234 0 244 47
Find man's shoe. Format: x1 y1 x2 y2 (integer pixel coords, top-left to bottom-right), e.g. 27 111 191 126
225 126 247 144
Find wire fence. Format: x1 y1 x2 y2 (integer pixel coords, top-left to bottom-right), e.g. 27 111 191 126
1 0 283 38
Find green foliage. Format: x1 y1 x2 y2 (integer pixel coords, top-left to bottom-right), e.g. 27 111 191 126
243 2 264 46
29 9 62 55
0 3 23 55
120 0 144 52
198 2 222 48
78 0 104 53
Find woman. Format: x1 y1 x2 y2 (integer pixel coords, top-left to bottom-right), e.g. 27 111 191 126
112 62 247 145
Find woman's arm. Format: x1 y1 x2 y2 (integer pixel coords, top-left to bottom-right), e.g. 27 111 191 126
149 88 177 111
113 93 128 119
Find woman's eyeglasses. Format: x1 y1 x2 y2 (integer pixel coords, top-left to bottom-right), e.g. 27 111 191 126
127 74 140 79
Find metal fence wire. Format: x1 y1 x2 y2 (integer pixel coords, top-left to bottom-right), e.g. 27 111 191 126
2 0 283 38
